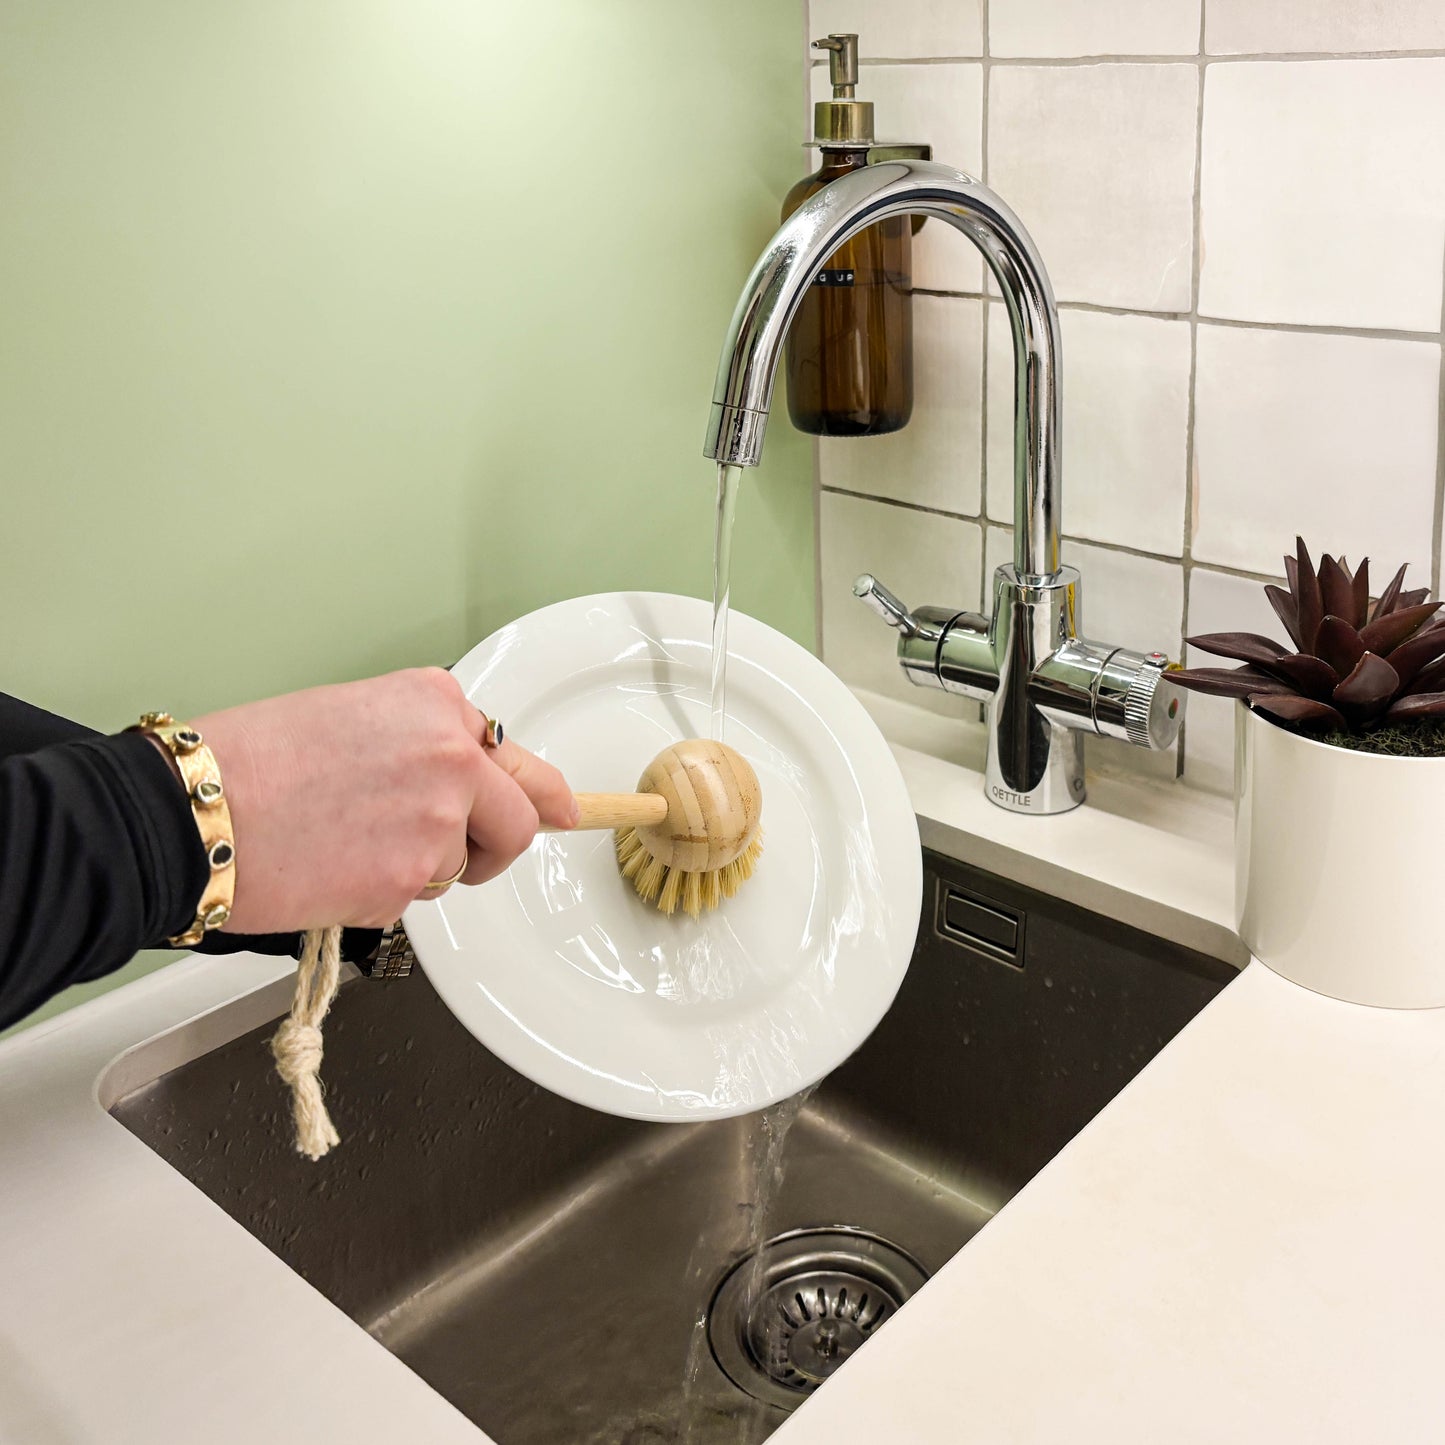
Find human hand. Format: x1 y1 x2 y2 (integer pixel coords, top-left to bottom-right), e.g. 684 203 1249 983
191 668 576 932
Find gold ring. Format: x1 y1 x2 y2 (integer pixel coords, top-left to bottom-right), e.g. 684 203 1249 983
421 849 469 894
479 712 504 749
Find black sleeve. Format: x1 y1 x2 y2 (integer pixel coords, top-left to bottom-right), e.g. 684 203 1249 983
0 727 211 1029
0 693 382 1030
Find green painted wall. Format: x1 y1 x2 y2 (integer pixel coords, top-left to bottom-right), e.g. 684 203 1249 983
0 1 813 1034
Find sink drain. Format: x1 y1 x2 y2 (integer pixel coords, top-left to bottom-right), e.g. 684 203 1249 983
706 1227 928 1411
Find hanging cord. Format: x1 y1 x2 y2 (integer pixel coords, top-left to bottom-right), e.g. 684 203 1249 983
269 924 345 1160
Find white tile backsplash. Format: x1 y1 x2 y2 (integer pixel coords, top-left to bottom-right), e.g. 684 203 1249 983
804 12 1445 797
809 61 985 292
1199 59 1445 332
991 0 1201 59
1206 0 1445 57
1183 566 1285 795
819 294 983 515
987 65 1199 311
1066 538 1185 660
809 0 983 58
1192 323 1441 576
821 492 983 714
1067 538 1184 780
985 304 1191 556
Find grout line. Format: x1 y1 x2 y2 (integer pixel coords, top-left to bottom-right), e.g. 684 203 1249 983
1194 312 1443 345
1059 298 1189 322
1074 534 1188 567
825 50 1445 66
922 291 1443 345
801 0 816 152
1177 5 1207 781
829 490 1231 573
978 291 1443 344
984 519 1191 568
979 0 991 612
1434 241 1445 600
1186 558 1289 586
911 287 989 301
821 485 987 526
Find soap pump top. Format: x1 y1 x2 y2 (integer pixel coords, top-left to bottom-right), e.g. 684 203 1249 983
813 34 874 148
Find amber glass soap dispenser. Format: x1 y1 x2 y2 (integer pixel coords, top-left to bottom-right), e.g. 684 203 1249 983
783 33 915 437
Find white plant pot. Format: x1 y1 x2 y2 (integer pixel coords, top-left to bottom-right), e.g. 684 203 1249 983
1235 703 1445 1009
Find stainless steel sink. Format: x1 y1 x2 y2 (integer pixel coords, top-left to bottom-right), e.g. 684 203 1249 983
110 850 1236 1443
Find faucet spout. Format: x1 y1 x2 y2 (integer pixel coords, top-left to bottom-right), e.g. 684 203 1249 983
703 158 1062 582
707 158 1183 814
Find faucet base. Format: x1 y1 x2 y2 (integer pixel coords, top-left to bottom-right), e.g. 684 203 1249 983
983 566 1088 814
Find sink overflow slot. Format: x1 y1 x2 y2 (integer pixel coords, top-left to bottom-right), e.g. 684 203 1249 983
935 883 1025 969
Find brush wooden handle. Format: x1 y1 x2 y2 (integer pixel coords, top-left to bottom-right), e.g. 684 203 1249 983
540 791 669 833
534 740 761 872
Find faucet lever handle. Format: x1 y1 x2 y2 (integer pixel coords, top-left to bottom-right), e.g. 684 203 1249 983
853 574 919 637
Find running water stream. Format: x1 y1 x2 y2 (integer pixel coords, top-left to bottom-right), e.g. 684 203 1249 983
679 1085 818 1443
675 465 810 1440
710 463 742 741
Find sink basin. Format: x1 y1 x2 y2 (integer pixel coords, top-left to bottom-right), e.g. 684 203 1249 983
110 850 1236 1443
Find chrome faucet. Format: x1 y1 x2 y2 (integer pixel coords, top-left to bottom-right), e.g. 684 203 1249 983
704 158 1183 814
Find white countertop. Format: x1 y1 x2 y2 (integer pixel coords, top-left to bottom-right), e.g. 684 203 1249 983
2 692 1440 1443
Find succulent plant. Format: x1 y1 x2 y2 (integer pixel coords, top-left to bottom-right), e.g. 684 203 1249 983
1174 538 1445 733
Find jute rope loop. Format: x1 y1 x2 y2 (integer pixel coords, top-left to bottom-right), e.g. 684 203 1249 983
269 924 344 1160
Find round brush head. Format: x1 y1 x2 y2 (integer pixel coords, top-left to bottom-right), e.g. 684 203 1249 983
613 738 763 918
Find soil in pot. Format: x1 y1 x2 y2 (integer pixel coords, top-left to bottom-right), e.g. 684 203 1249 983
1313 718 1445 758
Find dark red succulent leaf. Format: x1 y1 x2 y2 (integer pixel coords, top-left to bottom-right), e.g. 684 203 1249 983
1371 561 1408 622
1383 691 1445 722
1358 600 1440 657
1383 621 1445 687
1313 616 1366 677
1331 651 1400 724
1188 543 1439 737
1264 584 1304 649
1318 554 1356 627
1293 537 1323 652
1267 652 1341 700
1404 654 1445 697
1350 557 1370 628
1170 666 1293 699
1249 694 1346 729
1184 631 1287 667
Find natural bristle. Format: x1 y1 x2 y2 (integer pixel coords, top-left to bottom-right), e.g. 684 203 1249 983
614 827 764 918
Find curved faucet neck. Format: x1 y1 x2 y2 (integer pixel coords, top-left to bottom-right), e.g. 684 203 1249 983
704 159 1062 582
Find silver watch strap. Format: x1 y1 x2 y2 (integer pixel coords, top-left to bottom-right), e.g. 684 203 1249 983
364 919 416 979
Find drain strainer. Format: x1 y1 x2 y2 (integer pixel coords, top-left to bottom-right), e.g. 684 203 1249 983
706 1227 928 1410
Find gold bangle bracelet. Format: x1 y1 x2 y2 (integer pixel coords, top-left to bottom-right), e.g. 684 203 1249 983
129 711 237 946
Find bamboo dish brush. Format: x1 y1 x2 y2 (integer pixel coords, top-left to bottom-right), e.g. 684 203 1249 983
545 738 764 918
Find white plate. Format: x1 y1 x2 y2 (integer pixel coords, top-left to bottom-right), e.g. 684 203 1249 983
403 592 921 1121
